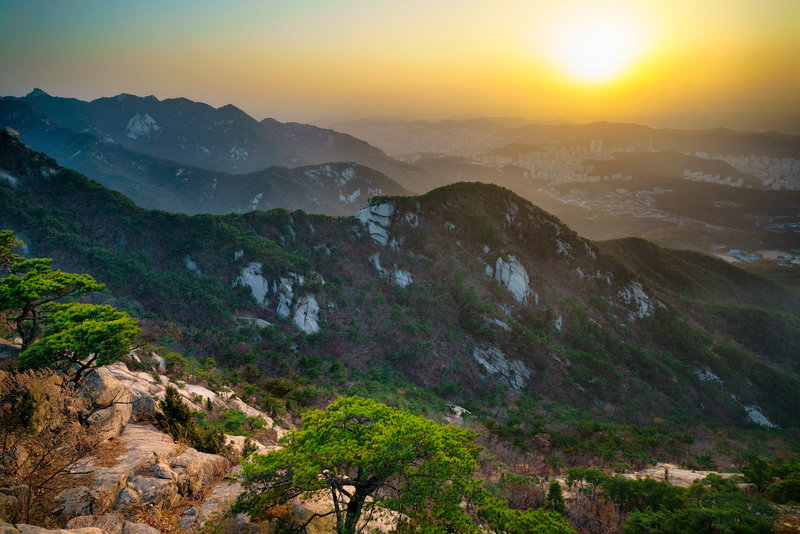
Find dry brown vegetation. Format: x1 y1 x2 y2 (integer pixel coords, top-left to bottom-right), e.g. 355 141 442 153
0 369 101 524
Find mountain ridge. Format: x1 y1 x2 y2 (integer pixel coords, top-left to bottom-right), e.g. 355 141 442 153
2 130 798 432
0 96 411 215
18 88 427 185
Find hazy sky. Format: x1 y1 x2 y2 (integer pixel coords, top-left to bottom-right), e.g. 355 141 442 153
0 0 798 127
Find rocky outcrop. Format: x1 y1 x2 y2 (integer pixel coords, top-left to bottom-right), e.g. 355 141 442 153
369 252 413 288
3 524 105 534
125 113 159 139
37 358 290 532
392 268 412 288
356 201 395 246
237 263 270 306
293 296 321 334
235 264 327 334
80 370 132 440
66 513 124 534
472 345 532 391
130 395 161 423
196 469 244 525
744 406 778 428
52 422 233 526
53 487 95 517
616 281 662 321
489 255 532 305
100 362 281 438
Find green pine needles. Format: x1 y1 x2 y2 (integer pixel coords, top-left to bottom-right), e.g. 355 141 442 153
236 396 572 534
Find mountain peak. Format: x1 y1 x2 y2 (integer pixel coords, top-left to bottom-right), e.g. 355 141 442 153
26 88 50 98
218 103 251 119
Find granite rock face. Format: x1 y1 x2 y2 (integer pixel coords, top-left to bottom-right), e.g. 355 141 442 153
492 255 532 305
356 201 395 246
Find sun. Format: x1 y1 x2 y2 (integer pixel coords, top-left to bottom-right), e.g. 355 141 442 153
548 10 645 83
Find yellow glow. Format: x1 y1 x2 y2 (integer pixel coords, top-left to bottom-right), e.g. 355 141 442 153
544 5 647 83
557 19 641 81
1 0 797 124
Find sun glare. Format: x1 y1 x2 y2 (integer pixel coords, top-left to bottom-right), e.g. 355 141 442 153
546 8 646 83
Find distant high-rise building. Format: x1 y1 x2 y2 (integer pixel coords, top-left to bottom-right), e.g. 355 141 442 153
590 139 603 153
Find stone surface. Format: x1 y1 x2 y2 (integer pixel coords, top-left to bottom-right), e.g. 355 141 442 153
616 281 661 321
276 293 292 319
744 406 778 428
370 253 387 276
293 295 321 334
84 404 130 441
183 507 196 517
153 462 177 481
51 363 286 525
392 268 412 288
178 516 195 531
121 523 159 534
196 478 243 524
80 369 132 440
356 201 395 246
131 475 179 510
102 362 285 436
472 345 532 391
225 435 268 457
15 526 104 534
130 395 161 423
112 488 141 509
181 384 225 408
0 492 20 524
54 487 94 517
292 496 336 534
236 263 269 306
66 513 124 534
69 424 180 514
292 491 399 534
169 449 229 498
493 255 531 304
81 369 128 407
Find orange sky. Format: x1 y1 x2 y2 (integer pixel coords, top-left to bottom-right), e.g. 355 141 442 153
0 0 798 128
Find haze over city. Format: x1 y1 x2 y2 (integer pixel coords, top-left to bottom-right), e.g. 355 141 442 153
1 0 798 129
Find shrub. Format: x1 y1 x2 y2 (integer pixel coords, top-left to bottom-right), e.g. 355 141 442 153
158 385 227 454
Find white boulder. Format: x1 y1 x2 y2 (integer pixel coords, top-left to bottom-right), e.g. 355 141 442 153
472 345 532 391
356 202 395 246
293 296 321 334
493 255 532 304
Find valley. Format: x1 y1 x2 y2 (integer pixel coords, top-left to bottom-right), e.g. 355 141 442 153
335 118 800 262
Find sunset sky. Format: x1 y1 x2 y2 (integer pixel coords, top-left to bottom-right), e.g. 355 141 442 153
0 0 798 127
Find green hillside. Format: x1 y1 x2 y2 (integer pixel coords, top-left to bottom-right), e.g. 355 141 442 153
2 129 799 446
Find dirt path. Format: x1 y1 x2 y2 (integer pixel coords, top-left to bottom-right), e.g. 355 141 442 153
622 462 740 487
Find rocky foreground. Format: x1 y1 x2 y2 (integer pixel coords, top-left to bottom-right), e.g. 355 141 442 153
0 356 287 533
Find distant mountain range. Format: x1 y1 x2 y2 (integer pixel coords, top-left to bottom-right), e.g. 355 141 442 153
334 118 800 159
19 89 427 176
3 91 798 259
0 90 418 214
